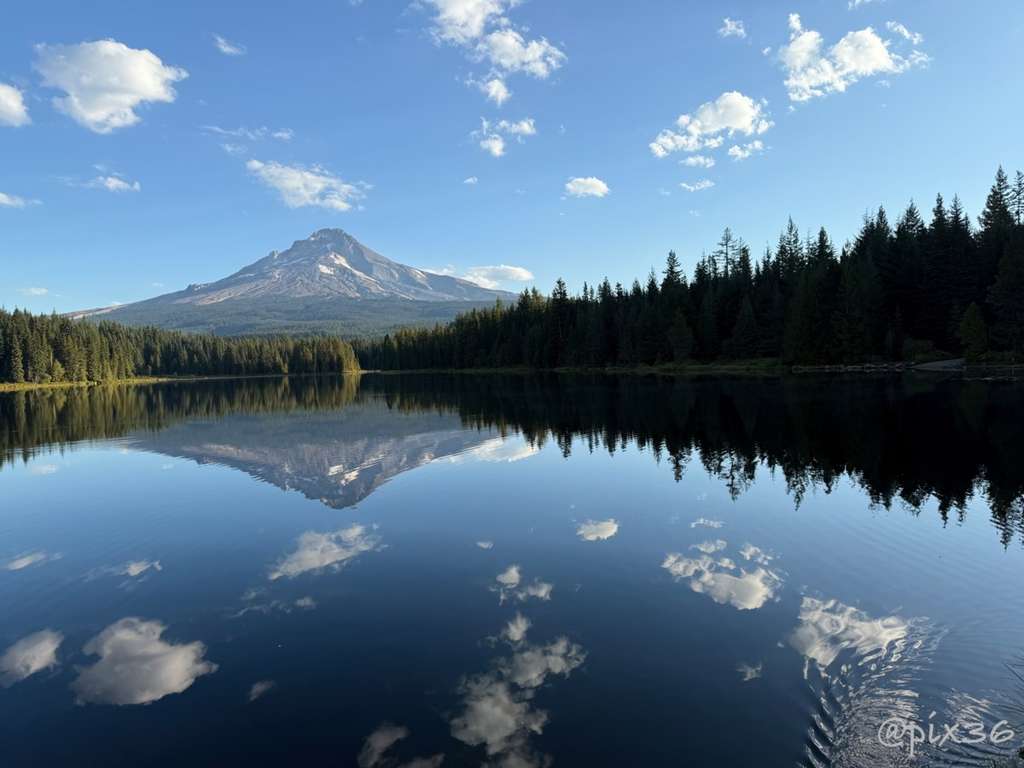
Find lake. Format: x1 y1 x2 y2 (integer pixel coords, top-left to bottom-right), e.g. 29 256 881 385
2 373 1023 767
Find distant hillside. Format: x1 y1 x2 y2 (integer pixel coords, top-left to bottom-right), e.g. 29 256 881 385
72 229 515 336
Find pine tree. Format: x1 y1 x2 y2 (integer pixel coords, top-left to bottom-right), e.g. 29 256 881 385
958 303 988 361
667 309 694 362
1012 170 1024 226
988 240 1024 355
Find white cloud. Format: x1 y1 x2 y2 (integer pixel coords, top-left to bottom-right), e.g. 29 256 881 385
576 518 619 541
429 264 533 289
690 517 724 529
213 34 246 56
451 636 585 765
680 179 715 192
789 597 911 672
885 21 923 45
464 265 534 289
359 723 409 767
18 288 49 297
247 159 368 212
117 560 161 577
269 523 381 579
358 723 443 768
780 13 929 102
728 139 765 160
0 630 63 687
681 155 715 168
203 125 294 148
719 18 747 39
848 0 881 8
737 662 762 682
463 176 479 185
248 679 275 702
426 0 506 45
663 540 783 611
564 177 610 199
473 117 536 157
692 539 726 554
4 551 59 570
34 40 187 133
87 174 141 193
502 612 531 644
0 83 31 127
493 564 553 604
496 564 521 588
650 91 772 158
476 540 494 549
517 579 553 602
0 193 41 209
477 28 566 79
72 618 217 705
479 134 505 157
426 0 565 105
496 117 535 136
738 543 772 564
480 77 510 106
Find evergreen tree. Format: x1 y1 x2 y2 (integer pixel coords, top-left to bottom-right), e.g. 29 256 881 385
958 303 988 361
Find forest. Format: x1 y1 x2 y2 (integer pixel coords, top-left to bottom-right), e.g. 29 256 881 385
0 311 360 385
355 168 1024 370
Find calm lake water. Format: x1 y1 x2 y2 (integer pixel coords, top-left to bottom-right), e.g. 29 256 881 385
2 373 1023 767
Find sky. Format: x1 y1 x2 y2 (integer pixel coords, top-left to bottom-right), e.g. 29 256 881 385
1 0 1022 313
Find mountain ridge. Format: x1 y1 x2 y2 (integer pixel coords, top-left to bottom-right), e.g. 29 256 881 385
72 229 517 336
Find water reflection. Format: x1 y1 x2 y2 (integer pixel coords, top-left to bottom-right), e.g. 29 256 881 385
269 523 382 580
451 626 586 768
3 373 1024 766
663 539 783 611
3 373 1023 542
72 618 217 706
0 630 63 687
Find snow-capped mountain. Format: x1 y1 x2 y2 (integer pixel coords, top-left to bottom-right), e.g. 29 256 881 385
72 229 516 335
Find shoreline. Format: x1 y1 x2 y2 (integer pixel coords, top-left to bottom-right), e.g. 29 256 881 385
3 360 1018 393
0 371 362 394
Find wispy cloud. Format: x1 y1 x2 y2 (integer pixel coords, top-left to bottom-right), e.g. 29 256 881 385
718 18 747 39
213 34 246 56
246 159 369 212
680 179 715 192
472 117 536 157
0 192 41 208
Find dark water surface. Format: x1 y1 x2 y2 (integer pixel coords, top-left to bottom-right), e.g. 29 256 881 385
2 373 1023 767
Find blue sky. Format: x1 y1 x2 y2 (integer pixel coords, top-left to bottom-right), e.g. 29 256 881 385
1 0 1022 312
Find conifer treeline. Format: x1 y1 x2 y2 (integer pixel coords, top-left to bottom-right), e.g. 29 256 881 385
355 168 1024 369
0 311 360 384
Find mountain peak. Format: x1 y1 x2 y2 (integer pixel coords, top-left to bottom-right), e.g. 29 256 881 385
308 227 353 242
73 229 516 329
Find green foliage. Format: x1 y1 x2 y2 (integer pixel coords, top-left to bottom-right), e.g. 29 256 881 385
0 310 360 384
355 168 1024 370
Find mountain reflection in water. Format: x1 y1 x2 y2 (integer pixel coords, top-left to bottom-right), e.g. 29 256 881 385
3 372 1022 542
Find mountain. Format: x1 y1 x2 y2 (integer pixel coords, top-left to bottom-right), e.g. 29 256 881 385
129 398 504 509
72 229 515 336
